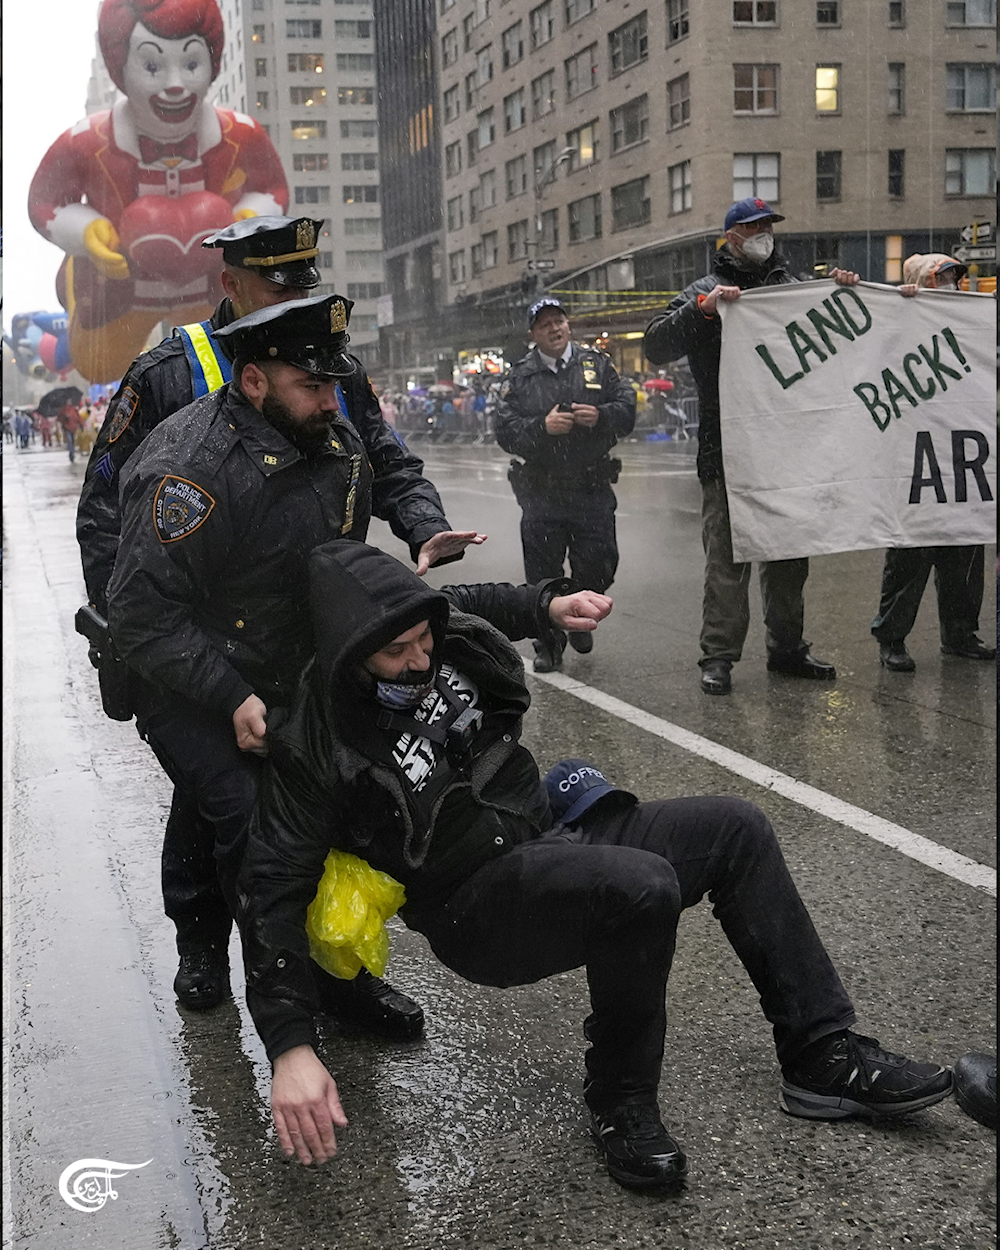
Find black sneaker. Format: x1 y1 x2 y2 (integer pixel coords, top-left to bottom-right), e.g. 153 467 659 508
314 967 425 1041
941 634 997 661
533 635 565 673
567 630 594 654
780 1031 953 1120
174 948 231 1011
589 1102 687 1191
953 1052 997 1130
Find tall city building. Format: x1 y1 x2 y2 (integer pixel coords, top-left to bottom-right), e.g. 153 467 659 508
376 0 997 383
215 0 383 366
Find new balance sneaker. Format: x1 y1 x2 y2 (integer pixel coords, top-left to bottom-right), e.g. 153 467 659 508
589 1102 688 1191
779 1031 953 1120
174 948 231 1011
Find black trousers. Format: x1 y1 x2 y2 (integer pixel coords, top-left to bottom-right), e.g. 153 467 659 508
518 484 619 594
412 797 855 1111
135 691 263 955
871 545 985 646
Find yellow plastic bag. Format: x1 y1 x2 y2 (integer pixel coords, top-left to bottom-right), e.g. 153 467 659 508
306 850 406 981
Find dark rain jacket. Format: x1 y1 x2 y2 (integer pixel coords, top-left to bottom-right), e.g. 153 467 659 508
107 385 451 717
233 540 572 1061
643 246 796 482
494 343 636 491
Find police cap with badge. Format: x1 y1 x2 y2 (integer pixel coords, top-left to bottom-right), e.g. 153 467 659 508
202 216 325 289
214 292 356 378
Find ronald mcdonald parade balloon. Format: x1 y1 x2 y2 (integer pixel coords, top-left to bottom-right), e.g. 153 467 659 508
28 0 289 383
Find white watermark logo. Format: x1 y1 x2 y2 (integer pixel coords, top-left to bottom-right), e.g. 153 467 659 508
58 1158 153 1213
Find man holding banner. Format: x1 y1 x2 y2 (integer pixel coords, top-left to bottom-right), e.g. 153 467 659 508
643 199 859 696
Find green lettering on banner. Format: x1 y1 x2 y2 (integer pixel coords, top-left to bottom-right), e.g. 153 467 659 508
882 368 919 419
830 288 873 336
787 321 828 374
806 298 856 354
902 352 935 400
909 431 947 503
755 344 805 390
918 334 963 392
854 382 892 431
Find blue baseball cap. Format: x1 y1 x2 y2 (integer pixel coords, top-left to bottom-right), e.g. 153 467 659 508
543 759 638 826
528 297 568 328
724 198 785 232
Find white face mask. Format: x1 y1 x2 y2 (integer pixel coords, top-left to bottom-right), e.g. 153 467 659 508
740 233 774 263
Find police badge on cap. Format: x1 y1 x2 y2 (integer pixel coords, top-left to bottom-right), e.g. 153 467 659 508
214 292 356 377
202 216 325 289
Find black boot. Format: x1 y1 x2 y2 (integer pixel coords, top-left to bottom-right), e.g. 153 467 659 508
315 968 425 1041
174 948 231 1011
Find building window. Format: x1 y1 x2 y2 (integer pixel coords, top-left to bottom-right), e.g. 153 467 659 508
463 12 477 50
338 87 374 106
945 0 996 24
468 129 479 165
290 86 327 106
734 64 778 114
342 152 377 170
334 19 371 36
447 194 465 230
816 0 839 24
255 58 267 77
477 45 494 86
888 149 905 198
668 160 691 214
256 91 269 109
733 152 780 200
294 152 329 170
504 88 527 133
343 185 378 204
813 237 840 277
317 252 333 269
337 54 374 72
480 168 498 208
888 0 905 23
945 148 996 195
733 1 777 24
344 219 381 236
530 0 555 48
287 19 322 37
445 140 463 177
346 283 382 299
502 21 524 68
540 208 559 252
611 96 649 152
816 150 842 200
288 53 324 72
340 120 377 137
667 0 690 43
533 140 557 185
568 193 602 241
449 250 467 283
508 219 530 262
442 28 459 66
609 13 648 75
946 64 996 111
292 118 327 139
566 44 598 99
815 65 840 112
252 25 265 41
667 74 690 129
612 177 650 230
885 234 903 282
666 246 697 290
567 120 599 170
477 107 496 150
506 154 529 198
471 242 484 274
444 85 460 123
481 231 499 268
566 0 595 25
465 71 478 110
531 70 557 119
295 185 330 204
345 251 383 270
469 184 481 223
887 63 905 113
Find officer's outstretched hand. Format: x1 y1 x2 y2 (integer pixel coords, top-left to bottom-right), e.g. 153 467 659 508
233 694 269 755
549 590 613 633
416 530 488 576
271 1045 348 1166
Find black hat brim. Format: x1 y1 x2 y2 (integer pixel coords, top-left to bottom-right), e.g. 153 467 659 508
262 262 322 289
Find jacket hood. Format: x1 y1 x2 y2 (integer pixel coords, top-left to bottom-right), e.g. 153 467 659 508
902 253 967 288
309 540 450 700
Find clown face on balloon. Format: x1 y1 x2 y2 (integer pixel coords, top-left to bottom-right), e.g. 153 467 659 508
28 0 289 383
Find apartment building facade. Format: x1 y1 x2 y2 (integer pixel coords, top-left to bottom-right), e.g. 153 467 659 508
377 0 996 383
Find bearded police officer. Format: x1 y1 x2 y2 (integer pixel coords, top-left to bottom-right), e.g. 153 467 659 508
495 298 636 672
107 293 485 1027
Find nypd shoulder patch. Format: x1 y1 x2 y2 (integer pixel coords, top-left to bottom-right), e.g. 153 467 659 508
106 386 140 444
153 475 216 543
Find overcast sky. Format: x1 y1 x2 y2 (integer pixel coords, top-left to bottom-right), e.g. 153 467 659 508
2 2 103 333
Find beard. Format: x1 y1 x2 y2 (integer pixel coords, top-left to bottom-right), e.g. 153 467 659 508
261 394 331 455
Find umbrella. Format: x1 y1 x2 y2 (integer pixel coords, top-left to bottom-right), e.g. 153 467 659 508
428 384 454 396
409 386 428 396
36 385 84 416
643 378 674 392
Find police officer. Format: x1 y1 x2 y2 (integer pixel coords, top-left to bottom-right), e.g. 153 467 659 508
106 292 485 1026
495 299 636 672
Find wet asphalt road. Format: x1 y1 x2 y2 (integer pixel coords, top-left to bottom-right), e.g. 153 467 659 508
2 435 996 1250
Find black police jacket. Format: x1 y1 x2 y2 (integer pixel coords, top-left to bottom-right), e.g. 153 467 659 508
494 343 636 487
232 541 572 1062
107 384 450 717
643 247 795 483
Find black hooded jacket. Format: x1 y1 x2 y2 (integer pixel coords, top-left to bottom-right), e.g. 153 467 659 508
232 540 573 1062
643 246 796 482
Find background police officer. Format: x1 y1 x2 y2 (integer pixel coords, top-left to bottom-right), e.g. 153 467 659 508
495 298 636 672
107 292 484 1024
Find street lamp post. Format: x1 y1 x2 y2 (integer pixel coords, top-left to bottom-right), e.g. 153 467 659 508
524 145 575 295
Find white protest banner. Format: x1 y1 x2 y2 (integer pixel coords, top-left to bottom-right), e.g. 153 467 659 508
717 281 996 563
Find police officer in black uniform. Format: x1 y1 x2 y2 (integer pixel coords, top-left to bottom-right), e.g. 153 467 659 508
495 298 636 672
106 292 485 1028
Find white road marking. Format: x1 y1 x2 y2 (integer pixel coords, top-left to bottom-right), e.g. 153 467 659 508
532 670 997 897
